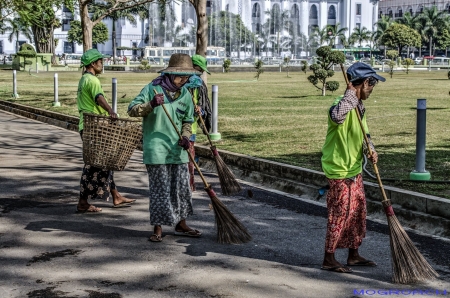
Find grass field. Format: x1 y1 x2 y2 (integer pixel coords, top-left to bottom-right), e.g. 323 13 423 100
1 67 449 198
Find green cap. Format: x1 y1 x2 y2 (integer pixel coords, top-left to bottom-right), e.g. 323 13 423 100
191 54 210 74
80 49 108 67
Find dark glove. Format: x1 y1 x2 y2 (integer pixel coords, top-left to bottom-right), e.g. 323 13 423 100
178 136 190 150
150 93 164 109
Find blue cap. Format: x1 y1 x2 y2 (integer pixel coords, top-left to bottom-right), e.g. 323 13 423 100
347 62 386 82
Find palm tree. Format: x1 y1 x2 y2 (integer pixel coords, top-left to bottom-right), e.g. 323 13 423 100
312 26 329 46
3 17 33 53
340 35 355 48
351 26 370 47
326 23 348 47
419 6 449 56
374 15 392 57
91 3 137 64
396 12 421 57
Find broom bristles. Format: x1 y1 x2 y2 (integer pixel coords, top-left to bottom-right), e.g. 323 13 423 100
211 146 242 196
383 203 439 283
206 186 252 244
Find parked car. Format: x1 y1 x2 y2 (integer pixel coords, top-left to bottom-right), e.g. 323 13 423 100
414 57 423 65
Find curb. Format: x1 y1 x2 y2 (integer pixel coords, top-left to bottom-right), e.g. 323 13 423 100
1 100 449 238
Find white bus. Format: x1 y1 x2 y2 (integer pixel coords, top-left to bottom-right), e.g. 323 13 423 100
144 46 225 65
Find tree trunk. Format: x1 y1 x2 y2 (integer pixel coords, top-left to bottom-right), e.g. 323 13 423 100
190 0 208 83
112 20 117 64
80 2 93 52
322 82 326 96
32 25 56 64
429 38 432 56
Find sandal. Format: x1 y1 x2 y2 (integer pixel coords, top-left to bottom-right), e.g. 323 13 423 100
320 265 353 273
76 205 102 213
149 234 162 242
174 229 202 237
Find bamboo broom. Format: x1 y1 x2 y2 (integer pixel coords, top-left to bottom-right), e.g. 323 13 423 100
153 89 251 244
190 96 241 196
339 64 438 284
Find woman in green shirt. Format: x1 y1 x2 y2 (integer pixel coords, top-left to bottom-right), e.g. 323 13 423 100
128 54 203 242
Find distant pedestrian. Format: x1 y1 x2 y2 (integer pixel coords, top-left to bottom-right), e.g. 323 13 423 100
127 53 202 242
76 49 135 213
321 62 385 273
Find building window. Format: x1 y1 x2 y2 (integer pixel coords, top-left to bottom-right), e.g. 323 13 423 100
63 41 74 53
225 4 229 12
0 40 3 54
63 5 71 13
252 3 261 18
291 4 299 18
328 5 336 19
256 23 261 34
132 42 138 56
309 5 318 19
62 19 71 31
356 23 361 29
356 4 361 16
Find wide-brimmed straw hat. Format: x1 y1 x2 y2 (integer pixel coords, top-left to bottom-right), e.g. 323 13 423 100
158 53 202 75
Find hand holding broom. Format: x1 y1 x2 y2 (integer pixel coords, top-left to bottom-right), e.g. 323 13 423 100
153 89 251 244
190 97 241 196
339 64 438 284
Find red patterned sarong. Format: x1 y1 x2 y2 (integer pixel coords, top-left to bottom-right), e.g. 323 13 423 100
188 141 196 191
325 174 366 253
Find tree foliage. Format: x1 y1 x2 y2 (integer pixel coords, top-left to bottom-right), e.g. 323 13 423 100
381 23 421 55
307 46 345 96
402 58 414 74
67 20 108 46
254 59 264 80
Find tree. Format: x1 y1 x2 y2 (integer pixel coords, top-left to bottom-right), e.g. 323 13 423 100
307 46 345 96
374 15 392 57
418 6 449 56
254 59 264 80
67 20 108 46
397 11 421 57
350 26 370 47
435 28 450 56
381 23 421 55
3 17 33 53
386 49 398 78
311 26 330 46
91 2 136 64
78 0 156 52
402 58 414 74
15 0 74 64
326 23 347 47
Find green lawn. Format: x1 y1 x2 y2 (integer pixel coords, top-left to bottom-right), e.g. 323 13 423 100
1 68 450 198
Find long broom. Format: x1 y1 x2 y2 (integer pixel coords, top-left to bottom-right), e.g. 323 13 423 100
190 96 241 196
153 89 251 244
339 64 438 283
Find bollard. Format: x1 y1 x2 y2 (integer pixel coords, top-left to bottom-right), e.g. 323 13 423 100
12 70 19 98
52 73 60 107
112 78 117 113
410 99 431 180
209 85 221 141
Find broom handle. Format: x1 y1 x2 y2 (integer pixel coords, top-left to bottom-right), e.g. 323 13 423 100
190 95 214 146
339 64 389 203
153 89 211 188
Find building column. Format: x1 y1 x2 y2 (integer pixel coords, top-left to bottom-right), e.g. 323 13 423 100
371 0 379 31
319 0 328 29
300 0 309 37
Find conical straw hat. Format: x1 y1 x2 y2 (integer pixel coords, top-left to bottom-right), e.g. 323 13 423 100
158 53 202 75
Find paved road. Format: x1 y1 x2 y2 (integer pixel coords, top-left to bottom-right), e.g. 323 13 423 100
0 110 449 298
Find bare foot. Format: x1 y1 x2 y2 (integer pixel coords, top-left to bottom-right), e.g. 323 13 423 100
77 204 102 213
111 189 136 206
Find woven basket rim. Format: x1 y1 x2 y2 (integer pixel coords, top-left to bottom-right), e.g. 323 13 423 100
83 112 141 123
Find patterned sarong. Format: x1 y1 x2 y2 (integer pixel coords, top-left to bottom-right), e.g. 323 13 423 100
325 174 366 253
146 163 193 226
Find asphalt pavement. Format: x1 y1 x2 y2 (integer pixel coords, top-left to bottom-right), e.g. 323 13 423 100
1 110 449 298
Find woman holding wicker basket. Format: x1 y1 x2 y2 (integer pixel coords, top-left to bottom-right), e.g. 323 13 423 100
127 53 203 242
76 49 136 213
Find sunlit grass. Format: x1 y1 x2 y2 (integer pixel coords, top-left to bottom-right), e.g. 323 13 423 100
1 68 449 198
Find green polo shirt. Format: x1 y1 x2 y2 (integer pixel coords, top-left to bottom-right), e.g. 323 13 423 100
128 83 194 165
76 72 108 131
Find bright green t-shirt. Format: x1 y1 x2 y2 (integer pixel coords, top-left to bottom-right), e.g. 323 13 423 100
321 96 369 179
128 83 194 165
76 72 108 131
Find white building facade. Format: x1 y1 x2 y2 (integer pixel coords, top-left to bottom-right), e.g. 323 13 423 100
0 0 379 56
378 0 450 20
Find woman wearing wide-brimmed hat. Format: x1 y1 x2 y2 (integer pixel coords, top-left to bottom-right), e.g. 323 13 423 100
128 53 203 242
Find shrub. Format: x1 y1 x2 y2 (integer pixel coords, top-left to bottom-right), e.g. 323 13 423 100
254 59 264 80
138 60 151 72
223 59 231 73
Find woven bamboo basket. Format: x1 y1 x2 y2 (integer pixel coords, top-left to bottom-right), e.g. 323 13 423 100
82 113 142 171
